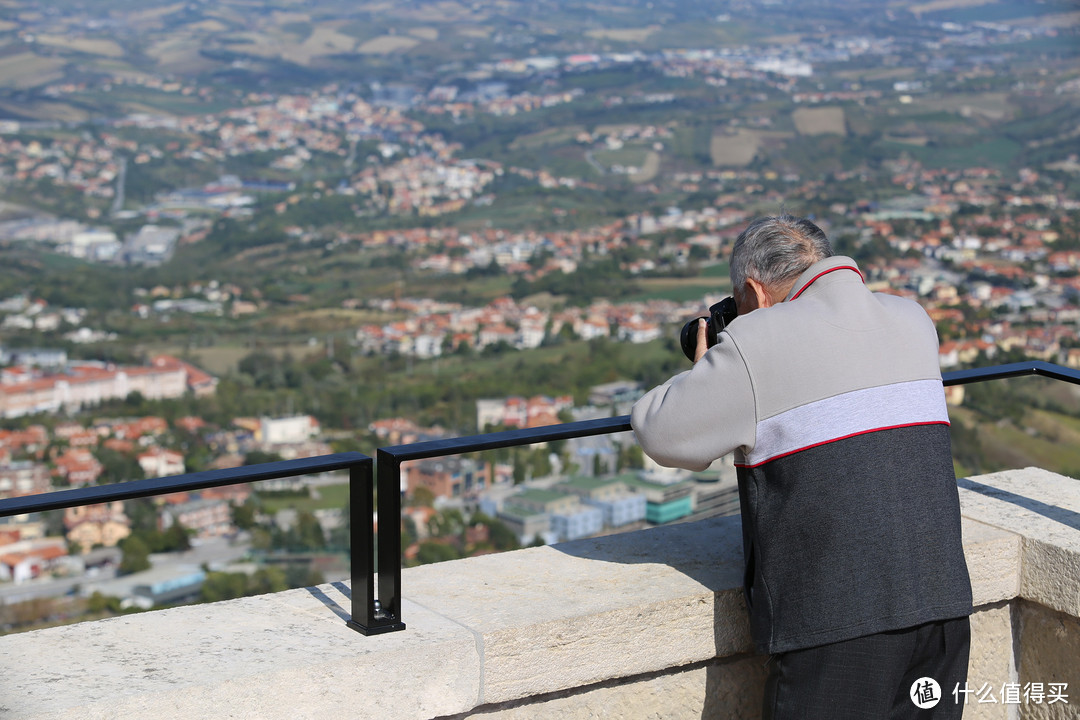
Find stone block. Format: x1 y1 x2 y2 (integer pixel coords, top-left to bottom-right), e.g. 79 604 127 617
958 468 1080 618
1016 601 1079 720
0 583 482 720
963 517 1022 607
964 602 1016 720
403 514 750 704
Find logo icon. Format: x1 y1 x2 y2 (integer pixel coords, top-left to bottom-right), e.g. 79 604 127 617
911 677 942 709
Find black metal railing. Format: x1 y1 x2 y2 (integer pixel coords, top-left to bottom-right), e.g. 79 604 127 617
0 452 396 636
941 359 1080 387
1 360 1078 637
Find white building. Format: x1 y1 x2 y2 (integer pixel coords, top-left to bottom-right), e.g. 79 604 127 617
62 230 122 261
550 504 604 541
138 448 185 478
260 415 319 445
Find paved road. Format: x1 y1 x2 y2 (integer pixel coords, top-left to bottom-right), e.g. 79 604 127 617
0 535 252 606
0 570 115 605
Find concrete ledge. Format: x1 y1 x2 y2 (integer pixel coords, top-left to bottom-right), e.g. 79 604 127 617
0 584 483 719
958 468 1080 618
404 513 749 704
1 468 1078 719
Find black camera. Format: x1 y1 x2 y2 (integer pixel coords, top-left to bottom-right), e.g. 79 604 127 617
679 296 738 361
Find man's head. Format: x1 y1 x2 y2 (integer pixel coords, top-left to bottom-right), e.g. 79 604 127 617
730 214 832 314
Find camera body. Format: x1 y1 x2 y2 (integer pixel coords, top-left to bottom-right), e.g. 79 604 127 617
679 296 738 361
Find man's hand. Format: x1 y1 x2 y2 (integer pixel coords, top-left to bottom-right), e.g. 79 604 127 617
694 318 708 363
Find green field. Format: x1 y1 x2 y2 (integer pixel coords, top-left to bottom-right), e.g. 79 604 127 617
152 340 329 376
68 87 242 117
978 420 1080 477
0 52 66 89
628 262 731 303
701 263 731 279
630 277 730 303
511 126 586 150
879 138 1023 170
593 146 650 168
256 480 351 514
950 403 1080 480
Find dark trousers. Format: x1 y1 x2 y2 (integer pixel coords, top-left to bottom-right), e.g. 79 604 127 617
762 617 971 720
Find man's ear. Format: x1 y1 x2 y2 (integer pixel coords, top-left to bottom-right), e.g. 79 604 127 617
746 277 774 310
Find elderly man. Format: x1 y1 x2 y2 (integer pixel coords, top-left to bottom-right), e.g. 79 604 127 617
631 215 972 719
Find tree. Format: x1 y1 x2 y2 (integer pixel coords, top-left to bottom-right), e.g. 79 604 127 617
248 567 289 596
161 521 192 553
86 591 122 615
416 541 460 565
250 527 273 552
293 511 327 552
618 444 644 471
231 500 257 530
244 450 284 466
327 498 351 552
401 515 418 554
271 511 327 553
200 571 249 602
285 564 325 589
0 597 57 630
118 535 151 575
469 512 520 552
96 447 143 484
125 498 160 536
528 447 553 478
407 486 436 508
427 508 465 539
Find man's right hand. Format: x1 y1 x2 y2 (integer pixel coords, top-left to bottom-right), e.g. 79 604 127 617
694 318 708 363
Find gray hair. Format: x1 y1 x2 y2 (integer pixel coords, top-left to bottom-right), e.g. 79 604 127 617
730 214 833 298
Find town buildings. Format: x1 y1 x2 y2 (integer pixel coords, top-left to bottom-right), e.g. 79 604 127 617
0 355 216 419
0 461 50 501
476 394 575 430
64 502 131 550
0 533 68 584
404 457 492 500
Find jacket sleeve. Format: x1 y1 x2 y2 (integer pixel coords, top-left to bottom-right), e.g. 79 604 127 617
630 334 757 471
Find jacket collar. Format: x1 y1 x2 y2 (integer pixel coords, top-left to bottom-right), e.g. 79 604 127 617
784 256 864 302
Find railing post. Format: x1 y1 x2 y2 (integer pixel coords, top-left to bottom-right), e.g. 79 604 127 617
346 454 404 635
346 456 375 633
376 448 405 631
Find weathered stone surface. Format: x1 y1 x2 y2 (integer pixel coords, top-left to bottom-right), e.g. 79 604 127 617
962 518 1022 606
0 583 482 719
1021 539 1080 620
1015 601 1079 720
466 656 767 720
964 603 1016 720
405 514 750 704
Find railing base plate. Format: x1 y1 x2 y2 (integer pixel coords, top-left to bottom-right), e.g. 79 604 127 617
347 619 407 636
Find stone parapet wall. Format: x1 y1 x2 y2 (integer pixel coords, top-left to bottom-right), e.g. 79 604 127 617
0 468 1077 719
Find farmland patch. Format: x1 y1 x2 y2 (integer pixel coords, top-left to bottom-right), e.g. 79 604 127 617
793 107 846 136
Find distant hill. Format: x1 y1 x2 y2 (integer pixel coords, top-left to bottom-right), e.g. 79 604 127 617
0 0 1075 111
